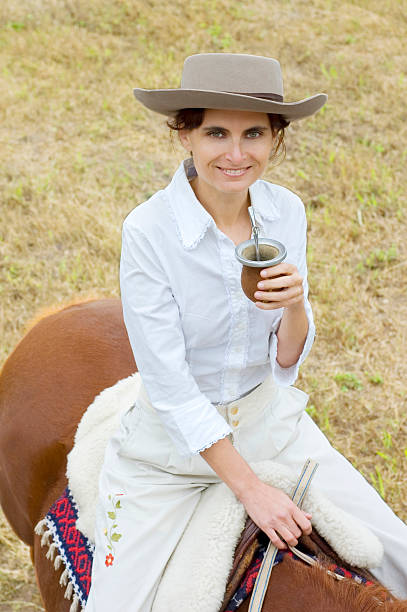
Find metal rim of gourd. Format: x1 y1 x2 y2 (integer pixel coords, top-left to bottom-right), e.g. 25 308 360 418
235 238 287 268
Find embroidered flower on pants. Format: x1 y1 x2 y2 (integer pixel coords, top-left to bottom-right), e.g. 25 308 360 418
104 493 123 566
105 553 114 567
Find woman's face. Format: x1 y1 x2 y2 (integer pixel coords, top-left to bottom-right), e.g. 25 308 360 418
179 109 274 196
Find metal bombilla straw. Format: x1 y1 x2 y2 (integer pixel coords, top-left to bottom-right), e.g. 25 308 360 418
248 206 260 261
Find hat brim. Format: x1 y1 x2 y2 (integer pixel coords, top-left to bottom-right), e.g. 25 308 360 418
133 88 327 121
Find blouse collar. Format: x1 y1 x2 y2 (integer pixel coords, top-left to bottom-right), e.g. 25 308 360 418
165 159 281 250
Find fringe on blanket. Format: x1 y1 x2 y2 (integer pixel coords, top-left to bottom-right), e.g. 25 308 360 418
35 517 85 612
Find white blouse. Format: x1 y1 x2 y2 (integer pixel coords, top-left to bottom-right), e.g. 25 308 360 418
120 159 315 456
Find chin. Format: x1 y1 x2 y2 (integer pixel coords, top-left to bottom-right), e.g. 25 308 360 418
217 179 253 193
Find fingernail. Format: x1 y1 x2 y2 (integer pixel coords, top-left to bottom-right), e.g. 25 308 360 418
254 292 262 299
260 270 267 277
257 282 264 289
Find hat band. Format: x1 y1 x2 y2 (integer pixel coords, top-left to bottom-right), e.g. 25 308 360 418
226 92 284 102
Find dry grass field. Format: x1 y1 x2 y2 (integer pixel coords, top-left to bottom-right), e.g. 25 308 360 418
0 0 406 608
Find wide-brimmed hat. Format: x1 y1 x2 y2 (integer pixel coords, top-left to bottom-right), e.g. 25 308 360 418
133 53 327 121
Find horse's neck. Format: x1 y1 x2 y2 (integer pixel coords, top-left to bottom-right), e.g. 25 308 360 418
229 523 399 612
260 555 383 612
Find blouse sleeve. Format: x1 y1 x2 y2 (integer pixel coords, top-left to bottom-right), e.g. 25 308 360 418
120 219 232 457
268 203 315 386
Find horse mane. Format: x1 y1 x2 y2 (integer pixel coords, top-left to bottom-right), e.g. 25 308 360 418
305 562 405 611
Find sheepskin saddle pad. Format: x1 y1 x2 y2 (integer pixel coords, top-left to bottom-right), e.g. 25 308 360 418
66 373 383 611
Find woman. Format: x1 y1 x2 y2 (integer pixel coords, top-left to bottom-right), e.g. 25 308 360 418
86 54 407 610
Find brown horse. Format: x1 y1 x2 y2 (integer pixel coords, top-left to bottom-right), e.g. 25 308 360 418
0 298 406 611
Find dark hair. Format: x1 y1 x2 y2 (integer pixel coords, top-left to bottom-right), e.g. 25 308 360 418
167 108 290 163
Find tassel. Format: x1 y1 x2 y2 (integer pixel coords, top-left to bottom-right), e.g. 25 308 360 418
34 518 47 535
54 555 63 570
40 529 52 547
60 568 69 587
69 595 81 612
64 581 74 600
46 542 58 561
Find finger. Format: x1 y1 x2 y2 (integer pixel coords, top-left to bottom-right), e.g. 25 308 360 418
293 508 313 535
257 274 302 291
255 295 304 310
293 507 312 530
277 524 299 547
254 287 303 302
255 301 289 311
255 301 283 310
283 519 302 540
265 528 287 550
260 263 296 278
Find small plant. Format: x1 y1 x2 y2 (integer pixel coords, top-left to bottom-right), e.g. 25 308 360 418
368 373 383 385
334 372 363 391
382 431 392 448
7 22 26 31
370 466 385 498
206 24 232 49
297 169 310 180
305 404 331 432
320 63 338 80
376 449 398 473
363 246 397 269
306 404 317 418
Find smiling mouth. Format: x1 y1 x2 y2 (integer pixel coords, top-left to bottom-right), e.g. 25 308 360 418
217 167 251 176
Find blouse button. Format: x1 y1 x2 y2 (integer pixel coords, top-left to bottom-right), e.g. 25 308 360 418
230 406 238 415
232 419 240 427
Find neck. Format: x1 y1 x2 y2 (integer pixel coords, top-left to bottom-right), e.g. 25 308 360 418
190 175 250 230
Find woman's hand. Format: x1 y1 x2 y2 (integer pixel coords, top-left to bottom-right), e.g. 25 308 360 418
201 438 312 550
239 480 312 549
254 262 304 310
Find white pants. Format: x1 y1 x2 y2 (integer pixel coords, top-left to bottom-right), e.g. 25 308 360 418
86 376 407 611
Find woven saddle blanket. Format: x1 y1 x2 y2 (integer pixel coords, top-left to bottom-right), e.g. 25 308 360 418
42 373 382 611
36 492 374 612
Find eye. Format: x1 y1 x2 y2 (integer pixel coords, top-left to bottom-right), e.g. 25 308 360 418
246 129 264 138
206 129 226 138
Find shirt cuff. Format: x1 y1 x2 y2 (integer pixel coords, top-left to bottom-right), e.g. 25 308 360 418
269 316 315 387
154 395 233 457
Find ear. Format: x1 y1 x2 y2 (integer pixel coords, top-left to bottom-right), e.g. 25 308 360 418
178 129 192 152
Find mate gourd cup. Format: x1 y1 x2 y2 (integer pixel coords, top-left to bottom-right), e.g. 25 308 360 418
235 238 287 302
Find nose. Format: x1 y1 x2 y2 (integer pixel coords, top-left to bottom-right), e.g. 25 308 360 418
224 139 247 165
